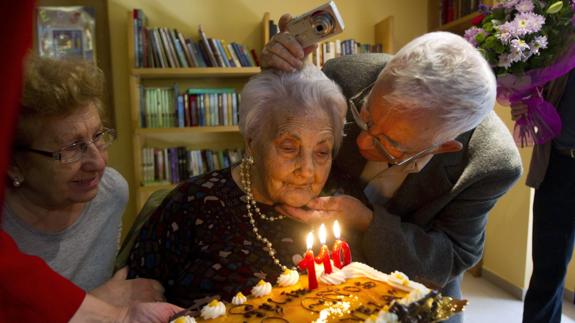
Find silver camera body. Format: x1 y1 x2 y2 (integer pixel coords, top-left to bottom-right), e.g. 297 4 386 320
286 1 345 48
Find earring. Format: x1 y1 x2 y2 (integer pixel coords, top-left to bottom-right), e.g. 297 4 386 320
12 177 22 187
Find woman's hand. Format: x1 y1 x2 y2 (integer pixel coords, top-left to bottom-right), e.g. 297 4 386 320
70 294 182 323
510 102 528 121
260 14 318 71
276 195 374 232
90 267 165 306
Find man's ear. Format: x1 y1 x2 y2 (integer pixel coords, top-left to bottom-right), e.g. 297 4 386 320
431 140 463 155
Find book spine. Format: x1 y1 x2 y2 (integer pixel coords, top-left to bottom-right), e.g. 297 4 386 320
177 30 195 67
227 43 242 67
220 40 236 67
208 38 226 67
158 28 177 67
171 29 189 67
198 25 218 67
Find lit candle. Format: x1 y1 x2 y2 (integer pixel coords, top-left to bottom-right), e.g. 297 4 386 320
315 224 333 274
297 232 318 290
332 220 351 269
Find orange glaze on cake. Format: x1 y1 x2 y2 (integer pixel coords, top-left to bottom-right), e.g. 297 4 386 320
197 275 408 322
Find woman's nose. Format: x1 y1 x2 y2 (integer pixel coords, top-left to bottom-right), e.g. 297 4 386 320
81 143 107 169
297 153 314 178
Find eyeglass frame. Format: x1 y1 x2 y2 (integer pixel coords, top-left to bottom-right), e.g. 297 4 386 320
348 83 438 166
16 128 117 164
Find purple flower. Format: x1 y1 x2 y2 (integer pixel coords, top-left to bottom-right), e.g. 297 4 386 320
515 0 535 12
478 3 492 15
514 12 545 36
464 27 487 46
510 38 531 62
498 53 513 68
494 0 521 9
529 35 548 55
496 21 516 43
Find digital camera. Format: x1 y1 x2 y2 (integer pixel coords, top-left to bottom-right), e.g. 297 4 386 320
286 1 345 48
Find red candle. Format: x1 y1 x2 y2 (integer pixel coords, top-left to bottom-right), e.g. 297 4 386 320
297 232 318 290
332 220 352 268
315 224 333 274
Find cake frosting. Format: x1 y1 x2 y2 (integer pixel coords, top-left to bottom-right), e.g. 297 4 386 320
250 280 272 298
169 262 465 322
170 315 197 323
200 300 226 320
231 292 247 305
277 268 299 287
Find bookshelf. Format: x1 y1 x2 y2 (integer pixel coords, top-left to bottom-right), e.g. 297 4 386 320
127 12 261 210
428 0 493 35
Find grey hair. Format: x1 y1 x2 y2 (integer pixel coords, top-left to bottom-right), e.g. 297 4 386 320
377 31 497 142
239 64 347 153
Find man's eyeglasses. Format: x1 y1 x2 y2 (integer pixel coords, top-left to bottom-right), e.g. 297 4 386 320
18 128 117 164
348 83 437 166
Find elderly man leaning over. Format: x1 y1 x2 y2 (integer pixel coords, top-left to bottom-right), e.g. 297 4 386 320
263 15 522 323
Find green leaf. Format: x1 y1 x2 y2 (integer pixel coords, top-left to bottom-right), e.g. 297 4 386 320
483 22 494 33
546 1 564 14
476 32 487 43
485 36 499 49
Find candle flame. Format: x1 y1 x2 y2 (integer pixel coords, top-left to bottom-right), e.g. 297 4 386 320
319 223 327 244
306 232 314 250
333 220 341 239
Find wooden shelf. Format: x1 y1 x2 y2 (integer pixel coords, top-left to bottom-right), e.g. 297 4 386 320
132 67 261 79
139 183 175 192
437 12 481 34
136 126 240 135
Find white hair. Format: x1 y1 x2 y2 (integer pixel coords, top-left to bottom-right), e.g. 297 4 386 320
239 64 347 152
377 31 497 141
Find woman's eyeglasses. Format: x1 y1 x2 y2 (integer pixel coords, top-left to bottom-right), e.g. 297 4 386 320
18 128 117 164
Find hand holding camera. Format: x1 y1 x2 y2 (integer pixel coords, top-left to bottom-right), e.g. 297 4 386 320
261 1 345 72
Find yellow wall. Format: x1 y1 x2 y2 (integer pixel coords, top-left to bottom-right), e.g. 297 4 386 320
484 105 534 291
106 0 428 232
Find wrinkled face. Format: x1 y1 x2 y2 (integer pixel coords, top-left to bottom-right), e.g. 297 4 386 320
10 103 108 208
356 84 440 163
251 109 335 207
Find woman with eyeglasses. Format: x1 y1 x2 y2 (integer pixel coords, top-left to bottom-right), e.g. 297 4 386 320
2 55 164 307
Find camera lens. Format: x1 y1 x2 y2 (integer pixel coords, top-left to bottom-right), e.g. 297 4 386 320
311 12 334 35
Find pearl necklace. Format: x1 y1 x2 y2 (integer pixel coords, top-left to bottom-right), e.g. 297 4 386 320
239 157 287 271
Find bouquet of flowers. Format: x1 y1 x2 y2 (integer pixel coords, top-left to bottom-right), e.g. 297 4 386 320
464 0 575 147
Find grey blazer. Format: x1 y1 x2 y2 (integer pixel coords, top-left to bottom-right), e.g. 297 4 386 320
323 54 523 299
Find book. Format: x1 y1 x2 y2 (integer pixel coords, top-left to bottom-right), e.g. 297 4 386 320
208 38 227 67
171 29 189 67
198 24 218 67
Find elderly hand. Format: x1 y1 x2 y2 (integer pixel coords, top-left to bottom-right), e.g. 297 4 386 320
510 102 528 121
90 267 165 306
70 294 182 323
276 195 374 232
261 14 318 71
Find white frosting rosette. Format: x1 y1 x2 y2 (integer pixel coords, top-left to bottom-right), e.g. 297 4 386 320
276 269 299 287
319 266 347 285
231 292 247 305
365 312 399 323
170 315 197 323
251 280 272 297
200 300 226 320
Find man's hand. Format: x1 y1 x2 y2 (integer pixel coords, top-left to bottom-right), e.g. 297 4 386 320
510 102 528 121
276 195 374 232
260 14 318 71
90 267 165 306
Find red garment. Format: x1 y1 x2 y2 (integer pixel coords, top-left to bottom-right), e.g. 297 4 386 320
0 2 86 321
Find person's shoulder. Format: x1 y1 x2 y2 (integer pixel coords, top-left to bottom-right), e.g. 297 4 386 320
468 111 522 176
167 167 236 203
99 167 129 203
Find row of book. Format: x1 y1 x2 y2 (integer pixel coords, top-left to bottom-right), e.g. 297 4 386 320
141 147 243 185
439 0 480 26
140 86 240 128
311 39 384 67
132 9 259 68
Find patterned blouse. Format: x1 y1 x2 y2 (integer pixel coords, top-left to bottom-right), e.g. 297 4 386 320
128 167 316 308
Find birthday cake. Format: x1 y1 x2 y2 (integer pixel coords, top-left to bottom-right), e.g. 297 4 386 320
169 262 466 323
